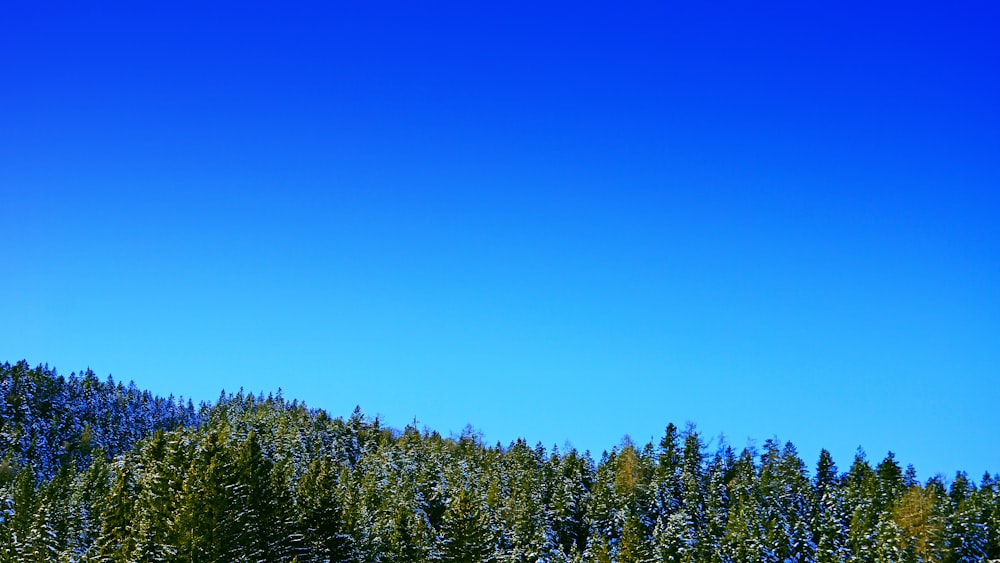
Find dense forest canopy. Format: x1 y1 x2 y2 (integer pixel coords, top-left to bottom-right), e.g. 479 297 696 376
1 360 997 562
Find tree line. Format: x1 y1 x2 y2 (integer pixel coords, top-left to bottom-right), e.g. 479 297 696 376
1 360 997 562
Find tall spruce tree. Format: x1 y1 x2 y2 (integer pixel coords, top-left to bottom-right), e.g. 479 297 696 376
296 456 355 562
813 449 848 563
435 487 496 563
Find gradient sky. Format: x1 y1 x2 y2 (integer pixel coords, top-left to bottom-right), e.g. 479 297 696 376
3 1 998 480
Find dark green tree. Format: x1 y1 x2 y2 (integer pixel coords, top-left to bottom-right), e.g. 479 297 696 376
296 456 355 562
720 448 771 562
435 487 496 563
813 449 848 563
96 458 138 561
845 449 878 561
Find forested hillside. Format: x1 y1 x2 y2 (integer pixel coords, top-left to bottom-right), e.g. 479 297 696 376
1 360 997 562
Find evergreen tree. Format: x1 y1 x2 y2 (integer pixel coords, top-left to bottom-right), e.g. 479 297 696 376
677 427 707 562
434 487 496 563
226 429 291 561
584 532 613 563
765 441 815 562
497 439 552 563
721 448 772 562
652 423 682 523
980 472 1000 559
296 456 354 562
96 458 138 561
129 430 182 562
701 444 734 561
175 424 233 562
617 509 653 563
845 449 878 562
548 448 592 558
23 499 59 562
944 472 987 563
813 449 848 563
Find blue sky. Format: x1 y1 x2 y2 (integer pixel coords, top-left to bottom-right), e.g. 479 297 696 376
3 1 998 479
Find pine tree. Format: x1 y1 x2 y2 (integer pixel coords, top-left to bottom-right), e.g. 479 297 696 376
768 441 815 562
296 456 354 562
721 448 771 562
0 464 35 560
175 424 233 562
653 424 682 522
129 430 183 562
845 449 878 562
813 449 848 563
96 458 138 561
226 429 290 561
584 532 613 563
679 427 706 561
434 487 495 563
497 439 552 563
701 444 733 561
651 427 695 560
23 499 59 562
618 509 653 563
981 472 1000 560
945 472 987 563
548 449 592 558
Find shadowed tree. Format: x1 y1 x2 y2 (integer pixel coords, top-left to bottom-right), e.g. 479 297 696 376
435 487 496 563
296 456 355 562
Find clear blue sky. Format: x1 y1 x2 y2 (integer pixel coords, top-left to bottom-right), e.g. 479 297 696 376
3 1 998 479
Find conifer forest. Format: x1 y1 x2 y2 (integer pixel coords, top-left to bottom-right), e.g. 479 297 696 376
1 361 997 562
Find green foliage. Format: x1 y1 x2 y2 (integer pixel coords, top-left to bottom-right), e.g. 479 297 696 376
435 488 495 563
1 361 998 562
296 456 354 562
